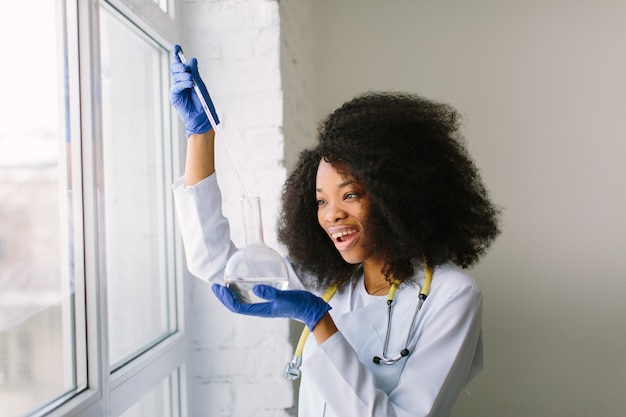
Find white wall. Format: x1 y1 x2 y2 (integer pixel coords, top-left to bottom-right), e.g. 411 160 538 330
311 1 626 416
180 1 293 416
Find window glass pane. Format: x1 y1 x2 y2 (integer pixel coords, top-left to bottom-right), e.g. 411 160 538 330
0 1 81 416
153 0 168 13
100 6 176 369
120 369 180 417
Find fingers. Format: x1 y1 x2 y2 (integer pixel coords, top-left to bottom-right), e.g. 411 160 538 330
252 284 280 300
171 72 193 85
173 44 183 63
188 58 199 74
170 58 206 96
169 65 193 96
170 45 199 84
212 284 277 317
188 58 208 89
170 62 189 76
212 284 239 311
169 78 194 96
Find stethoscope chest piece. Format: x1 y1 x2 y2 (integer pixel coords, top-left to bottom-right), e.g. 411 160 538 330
284 355 302 380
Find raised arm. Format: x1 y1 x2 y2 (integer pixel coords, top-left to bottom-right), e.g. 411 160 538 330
184 131 215 186
169 44 218 185
169 45 235 282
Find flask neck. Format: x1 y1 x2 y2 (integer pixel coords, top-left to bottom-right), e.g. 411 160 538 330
241 197 264 245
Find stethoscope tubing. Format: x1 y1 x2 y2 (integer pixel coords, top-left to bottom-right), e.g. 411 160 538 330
284 265 433 379
373 293 426 365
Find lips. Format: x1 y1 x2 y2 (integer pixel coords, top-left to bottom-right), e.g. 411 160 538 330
328 228 359 251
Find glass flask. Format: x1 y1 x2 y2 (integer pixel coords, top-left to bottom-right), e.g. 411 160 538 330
224 196 289 303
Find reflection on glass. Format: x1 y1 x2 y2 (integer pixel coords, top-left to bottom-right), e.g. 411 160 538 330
153 0 168 13
121 369 180 417
100 7 176 369
0 1 81 416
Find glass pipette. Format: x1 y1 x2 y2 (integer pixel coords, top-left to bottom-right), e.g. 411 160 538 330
176 47 251 200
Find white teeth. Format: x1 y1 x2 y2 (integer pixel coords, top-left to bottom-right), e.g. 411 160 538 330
331 230 356 239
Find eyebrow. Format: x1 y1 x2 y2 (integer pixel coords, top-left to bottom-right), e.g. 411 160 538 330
316 179 356 193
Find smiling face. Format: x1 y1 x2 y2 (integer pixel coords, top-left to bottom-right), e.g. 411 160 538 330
316 158 380 266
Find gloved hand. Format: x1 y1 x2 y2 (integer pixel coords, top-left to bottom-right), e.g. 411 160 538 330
212 284 332 331
169 44 220 137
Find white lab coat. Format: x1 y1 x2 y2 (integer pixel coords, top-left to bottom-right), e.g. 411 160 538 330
173 173 483 417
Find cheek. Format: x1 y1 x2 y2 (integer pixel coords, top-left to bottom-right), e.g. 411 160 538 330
356 202 371 226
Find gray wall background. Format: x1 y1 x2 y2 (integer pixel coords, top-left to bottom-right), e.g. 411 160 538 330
302 1 626 415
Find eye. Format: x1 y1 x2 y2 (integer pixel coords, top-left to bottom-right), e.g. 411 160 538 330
316 198 326 207
344 192 358 200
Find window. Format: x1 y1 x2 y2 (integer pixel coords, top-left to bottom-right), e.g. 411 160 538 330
152 0 169 13
0 1 186 416
119 370 182 417
99 2 177 371
0 1 83 415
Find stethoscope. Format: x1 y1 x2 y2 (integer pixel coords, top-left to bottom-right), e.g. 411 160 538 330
284 265 433 380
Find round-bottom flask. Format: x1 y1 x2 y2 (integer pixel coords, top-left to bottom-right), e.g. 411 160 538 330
224 197 288 303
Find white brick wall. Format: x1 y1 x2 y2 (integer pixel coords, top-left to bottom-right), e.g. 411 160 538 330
178 0 312 416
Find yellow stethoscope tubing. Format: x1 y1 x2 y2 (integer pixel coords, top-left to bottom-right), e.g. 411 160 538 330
285 265 433 378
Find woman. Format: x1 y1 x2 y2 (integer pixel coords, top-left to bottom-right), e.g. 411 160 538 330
170 45 501 417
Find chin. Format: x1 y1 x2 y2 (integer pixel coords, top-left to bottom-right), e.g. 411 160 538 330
339 253 363 265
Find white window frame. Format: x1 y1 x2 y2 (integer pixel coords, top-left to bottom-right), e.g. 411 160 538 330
44 0 189 416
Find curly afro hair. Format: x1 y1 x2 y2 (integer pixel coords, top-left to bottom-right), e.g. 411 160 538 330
277 91 501 291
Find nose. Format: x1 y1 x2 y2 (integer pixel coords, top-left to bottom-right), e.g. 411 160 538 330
324 201 347 223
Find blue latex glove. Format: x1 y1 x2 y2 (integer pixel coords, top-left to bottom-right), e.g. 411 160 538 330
212 284 332 331
169 44 220 137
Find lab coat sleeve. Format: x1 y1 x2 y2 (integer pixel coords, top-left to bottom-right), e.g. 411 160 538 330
172 173 305 290
172 173 236 283
303 283 483 417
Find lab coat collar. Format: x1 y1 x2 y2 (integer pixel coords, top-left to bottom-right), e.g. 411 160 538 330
331 268 426 355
